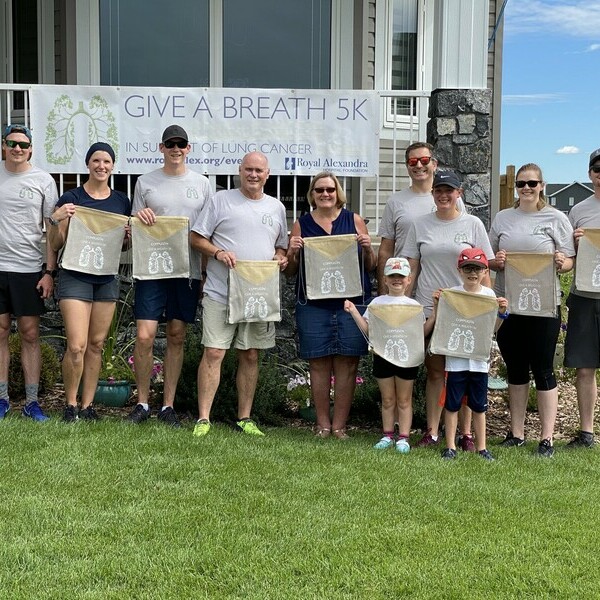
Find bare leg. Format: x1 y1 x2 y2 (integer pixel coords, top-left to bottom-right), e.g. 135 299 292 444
236 348 259 419
197 347 226 420
377 377 397 432
162 319 187 408
424 352 445 437
458 405 472 438
133 319 159 405
537 388 558 442
17 316 41 386
444 410 459 450
0 313 11 383
331 355 359 432
472 411 487 451
395 377 414 437
309 356 334 431
507 383 529 439
575 368 597 433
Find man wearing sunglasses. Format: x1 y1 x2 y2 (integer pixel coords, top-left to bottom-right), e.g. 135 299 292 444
564 147 600 448
0 124 59 421
128 124 214 427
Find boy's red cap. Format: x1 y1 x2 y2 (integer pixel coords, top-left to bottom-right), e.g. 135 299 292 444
457 248 488 268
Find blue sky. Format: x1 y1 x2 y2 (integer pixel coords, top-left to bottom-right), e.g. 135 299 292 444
500 0 600 185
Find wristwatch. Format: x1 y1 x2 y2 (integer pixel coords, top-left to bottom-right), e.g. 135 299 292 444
43 269 58 278
48 216 60 226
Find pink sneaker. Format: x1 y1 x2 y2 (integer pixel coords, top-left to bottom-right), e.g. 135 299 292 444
417 429 439 447
459 435 476 452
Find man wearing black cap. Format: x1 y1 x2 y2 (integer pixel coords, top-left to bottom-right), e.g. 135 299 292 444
128 124 213 426
564 147 600 448
0 125 59 421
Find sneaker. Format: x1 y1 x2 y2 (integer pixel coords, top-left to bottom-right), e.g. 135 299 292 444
79 406 100 421
441 448 457 460
62 405 79 423
22 401 50 422
478 449 495 461
499 431 525 447
395 438 411 453
459 435 476 452
126 404 150 424
566 430 595 449
193 419 211 437
537 438 555 458
417 429 439 447
236 418 265 436
373 435 394 450
157 406 181 428
0 399 9 420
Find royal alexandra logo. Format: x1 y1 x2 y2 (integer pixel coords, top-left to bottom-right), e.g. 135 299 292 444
44 95 119 165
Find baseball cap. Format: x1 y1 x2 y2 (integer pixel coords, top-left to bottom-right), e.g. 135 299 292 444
589 148 600 168
384 257 411 277
433 170 461 189
3 124 32 141
457 248 488 269
162 125 188 143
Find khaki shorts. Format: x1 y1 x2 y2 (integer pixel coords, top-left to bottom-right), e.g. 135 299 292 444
201 295 276 350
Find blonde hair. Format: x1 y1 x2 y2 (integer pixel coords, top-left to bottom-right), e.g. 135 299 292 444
515 163 546 210
306 172 346 209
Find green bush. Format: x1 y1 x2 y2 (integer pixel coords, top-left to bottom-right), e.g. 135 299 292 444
8 333 60 397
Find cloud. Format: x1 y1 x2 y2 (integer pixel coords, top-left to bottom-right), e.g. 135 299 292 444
584 43 600 52
556 146 580 154
505 1 600 38
502 93 567 105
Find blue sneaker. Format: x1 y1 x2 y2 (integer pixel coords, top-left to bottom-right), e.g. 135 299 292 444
0 399 9 419
22 401 50 422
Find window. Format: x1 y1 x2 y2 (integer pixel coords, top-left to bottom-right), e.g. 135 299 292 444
390 0 418 114
550 197 556 206
569 197 575 207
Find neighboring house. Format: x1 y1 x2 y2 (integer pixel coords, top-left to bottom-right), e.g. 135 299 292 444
546 182 593 215
0 0 505 229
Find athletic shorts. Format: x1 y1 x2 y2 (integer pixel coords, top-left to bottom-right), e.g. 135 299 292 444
564 293 600 368
0 271 45 317
134 278 200 324
372 353 419 380
56 269 120 302
201 295 276 350
445 371 488 413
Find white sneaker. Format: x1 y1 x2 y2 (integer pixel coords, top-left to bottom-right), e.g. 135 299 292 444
395 438 411 453
373 435 394 449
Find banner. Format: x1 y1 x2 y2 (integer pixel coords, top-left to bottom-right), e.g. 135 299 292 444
303 234 362 300
227 261 281 324
30 85 380 176
575 229 600 293
505 252 556 317
368 304 424 368
430 290 497 362
131 216 190 280
60 206 128 275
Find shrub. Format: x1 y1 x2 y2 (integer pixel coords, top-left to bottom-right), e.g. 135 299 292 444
8 333 60 397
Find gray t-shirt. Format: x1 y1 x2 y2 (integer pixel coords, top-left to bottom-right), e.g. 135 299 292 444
378 188 466 257
0 163 58 272
489 205 575 303
192 188 289 304
402 212 493 316
133 168 213 280
568 194 600 298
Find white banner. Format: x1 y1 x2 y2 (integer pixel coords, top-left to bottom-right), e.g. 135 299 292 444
30 85 380 176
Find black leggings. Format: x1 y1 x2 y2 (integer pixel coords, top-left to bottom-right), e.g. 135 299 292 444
496 310 560 390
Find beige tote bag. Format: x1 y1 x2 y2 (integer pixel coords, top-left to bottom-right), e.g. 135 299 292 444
131 216 190 280
303 234 362 300
60 206 128 276
430 289 498 361
367 304 424 368
505 252 556 317
227 260 281 324
575 229 600 293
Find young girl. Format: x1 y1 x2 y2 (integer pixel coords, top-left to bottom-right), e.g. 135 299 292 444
345 257 434 452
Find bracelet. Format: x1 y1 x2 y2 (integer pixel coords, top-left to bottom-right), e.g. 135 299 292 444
497 310 510 320
49 216 60 226
214 249 224 260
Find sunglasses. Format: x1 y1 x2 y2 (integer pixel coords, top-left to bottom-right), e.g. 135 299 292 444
313 187 336 194
460 265 486 273
407 156 432 167
515 180 541 189
591 165 600 174
4 139 32 150
163 140 188 149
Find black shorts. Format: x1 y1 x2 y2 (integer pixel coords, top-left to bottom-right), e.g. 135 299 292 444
372 353 419 380
0 271 45 317
564 293 600 368
445 371 488 413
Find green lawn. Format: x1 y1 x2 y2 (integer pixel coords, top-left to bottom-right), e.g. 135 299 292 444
1 417 598 599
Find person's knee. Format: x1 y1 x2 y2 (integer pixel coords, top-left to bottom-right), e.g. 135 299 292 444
19 326 40 346
533 370 556 391
238 348 259 366
202 347 226 366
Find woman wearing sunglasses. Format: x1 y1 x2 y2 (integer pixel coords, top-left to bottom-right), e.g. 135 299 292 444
47 142 131 422
489 163 575 457
286 172 376 439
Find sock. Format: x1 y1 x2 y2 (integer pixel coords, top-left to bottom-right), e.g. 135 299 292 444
0 381 8 400
431 434 438 441
25 384 39 405
138 403 149 411
383 431 394 438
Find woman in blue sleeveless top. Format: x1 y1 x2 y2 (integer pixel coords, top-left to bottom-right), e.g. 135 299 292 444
286 172 376 438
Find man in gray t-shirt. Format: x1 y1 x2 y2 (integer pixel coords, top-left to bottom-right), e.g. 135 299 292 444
0 125 59 421
564 147 600 448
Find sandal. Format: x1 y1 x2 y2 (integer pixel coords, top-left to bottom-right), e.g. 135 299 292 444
332 428 349 440
315 427 331 438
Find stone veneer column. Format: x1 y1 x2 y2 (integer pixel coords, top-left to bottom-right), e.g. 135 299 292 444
427 88 492 227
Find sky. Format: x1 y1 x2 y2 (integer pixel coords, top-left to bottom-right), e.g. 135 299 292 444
500 0 600 185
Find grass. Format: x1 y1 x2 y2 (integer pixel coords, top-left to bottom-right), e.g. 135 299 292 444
1 416 599 599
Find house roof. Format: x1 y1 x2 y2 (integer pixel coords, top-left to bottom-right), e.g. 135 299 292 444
546 182 593 196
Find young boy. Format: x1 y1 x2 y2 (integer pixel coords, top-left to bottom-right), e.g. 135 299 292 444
345 257 435 452
431 248 508 461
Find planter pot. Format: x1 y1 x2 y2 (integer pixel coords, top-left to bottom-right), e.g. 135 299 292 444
298 405 316 422
94 380 132 407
